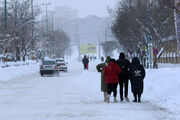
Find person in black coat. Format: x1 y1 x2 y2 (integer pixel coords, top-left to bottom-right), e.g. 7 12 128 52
116 52 130 101
82 55 89 70
129 57 145 103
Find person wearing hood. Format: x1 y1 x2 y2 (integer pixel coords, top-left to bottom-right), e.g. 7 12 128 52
104 58 122 103
129 57 145 103
82 55 89 70
116 52 130 102
96 56 111 102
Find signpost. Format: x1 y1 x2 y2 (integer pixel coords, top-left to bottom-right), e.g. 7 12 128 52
153 48 159 69
153 48 159 56
146 33 153 69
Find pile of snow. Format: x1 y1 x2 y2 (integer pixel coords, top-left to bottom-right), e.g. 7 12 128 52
144 63 180 114
0 60 37 68
0 60 39 82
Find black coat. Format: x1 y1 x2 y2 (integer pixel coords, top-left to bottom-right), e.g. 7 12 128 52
82 57 89 65
116 58 130 80
129 57 145 94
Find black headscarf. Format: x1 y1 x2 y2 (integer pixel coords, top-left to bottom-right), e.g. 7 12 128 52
132 57 140 65
119 52 125 59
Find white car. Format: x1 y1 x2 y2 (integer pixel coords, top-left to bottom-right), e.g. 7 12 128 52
55 58 68 72
40 59 59 76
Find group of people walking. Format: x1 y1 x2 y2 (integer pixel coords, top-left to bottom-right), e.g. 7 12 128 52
96 52 145 103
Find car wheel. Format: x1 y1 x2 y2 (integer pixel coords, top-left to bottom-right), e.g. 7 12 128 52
40 73 43 77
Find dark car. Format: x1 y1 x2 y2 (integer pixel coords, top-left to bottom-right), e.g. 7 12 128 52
40 59 59 76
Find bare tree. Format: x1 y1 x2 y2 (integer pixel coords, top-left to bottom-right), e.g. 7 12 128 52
48 30 70 58
0 0 40 61
112 0 175 56
101 41 117 57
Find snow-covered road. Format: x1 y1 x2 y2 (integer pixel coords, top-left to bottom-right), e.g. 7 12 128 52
0 60 178 120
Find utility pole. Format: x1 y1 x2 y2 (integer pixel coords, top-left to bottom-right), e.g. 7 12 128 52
4 0 7 30
50 11 55 31
52 12 54 31
3 0 8 55
50 11 55 57
146 9 153 69
31 0 34 50
175 0 180 55
42 3 51 56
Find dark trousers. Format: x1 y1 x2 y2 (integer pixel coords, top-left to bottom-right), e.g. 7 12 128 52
83 64 88 70
119 78 129 100
133 93 141 102
107 83 118 97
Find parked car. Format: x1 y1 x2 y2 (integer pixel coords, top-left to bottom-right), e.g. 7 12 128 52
55 58 68 72
40 59 59 76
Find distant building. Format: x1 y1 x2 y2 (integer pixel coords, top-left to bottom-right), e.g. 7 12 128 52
41 6 79 46
76 15 116 57
77 15 116 45
53 6 79 46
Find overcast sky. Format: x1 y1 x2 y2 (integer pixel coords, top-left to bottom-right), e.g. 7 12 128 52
36 0 120 18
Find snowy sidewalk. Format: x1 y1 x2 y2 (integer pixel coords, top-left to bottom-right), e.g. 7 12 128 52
0 60 179 120
0 61 39 82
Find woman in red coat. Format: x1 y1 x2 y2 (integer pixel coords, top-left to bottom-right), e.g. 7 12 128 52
104 59 122 103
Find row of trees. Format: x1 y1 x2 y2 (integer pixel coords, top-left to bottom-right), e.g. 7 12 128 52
0 0 70 61
112 0 176 55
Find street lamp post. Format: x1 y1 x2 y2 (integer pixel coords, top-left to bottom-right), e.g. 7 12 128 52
146 9 153 69
50 11 55 57
31 0 34 50
42 3 51 55
49 11 55 31
4 0 7 30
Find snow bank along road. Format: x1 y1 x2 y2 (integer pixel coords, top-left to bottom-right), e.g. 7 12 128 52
0 60 179 120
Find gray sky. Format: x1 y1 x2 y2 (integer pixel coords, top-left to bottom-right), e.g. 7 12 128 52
36 0 120 18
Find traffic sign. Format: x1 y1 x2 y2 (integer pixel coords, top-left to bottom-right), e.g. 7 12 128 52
153 48 159 55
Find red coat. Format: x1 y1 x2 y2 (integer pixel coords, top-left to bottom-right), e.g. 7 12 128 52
104 62 122 84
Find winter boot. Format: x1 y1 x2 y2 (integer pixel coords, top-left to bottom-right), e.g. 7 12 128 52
133 93 137 102
113 97 118 103
104 92 107 102
125 97 129 102
107 94 110 103
120 96 123 102
138 94 141 103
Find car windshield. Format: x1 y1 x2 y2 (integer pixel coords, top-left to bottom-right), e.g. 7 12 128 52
56 60 65 62
43 61 55 65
